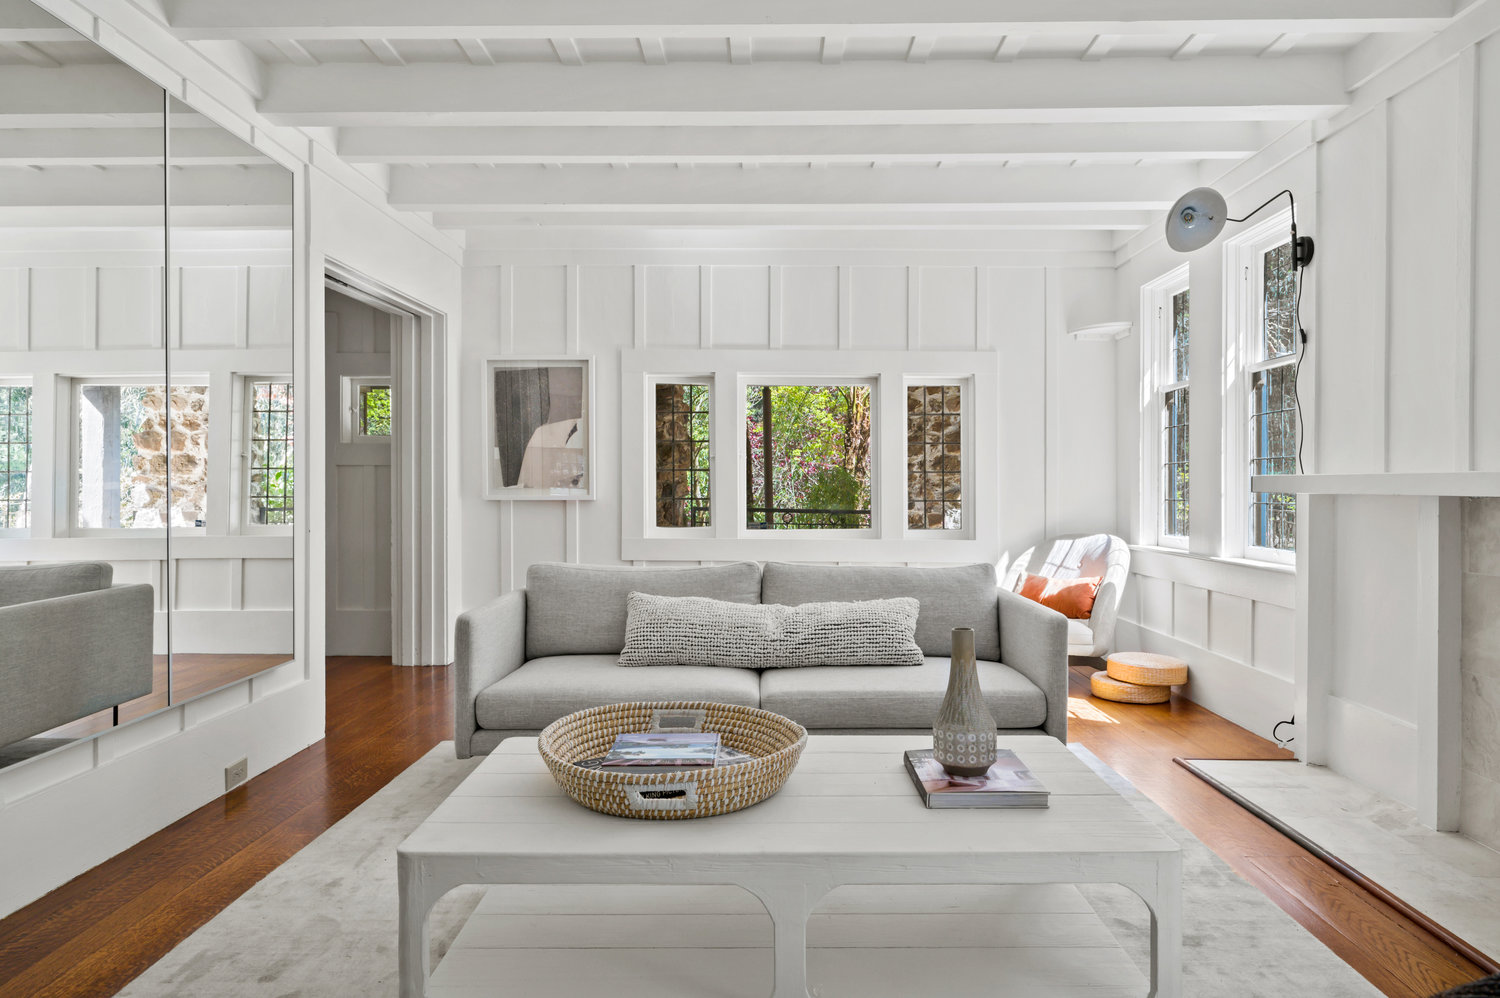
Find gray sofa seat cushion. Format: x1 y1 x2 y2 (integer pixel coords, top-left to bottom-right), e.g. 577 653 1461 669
0 561 113 609
526 562 762 659
762 562 1000 662
475 654 762 731
759 656 1046 730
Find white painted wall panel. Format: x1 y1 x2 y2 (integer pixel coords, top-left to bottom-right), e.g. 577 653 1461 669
848 266 905 350
510 501 567 574
917 266 977 350
1386 65 1460 473
246 265 293 349
178 267 240 349
709 265 769 349
1326 695 1420 807
241 558 294 610
1051 268 1117 537
1172 582 1209 649
1138 575 1173 635
0 270 23 352
96 267 161 350
512 264 568 353
1312 113 1386 474
1208 590 1253 663
1473 36 1500 471
643 265 700 348
175 558 231 610
782 266 840 350
577 265 636 571
578 265 634 348
1252 602 1295 681
992 267 1046 561
30 268 90 350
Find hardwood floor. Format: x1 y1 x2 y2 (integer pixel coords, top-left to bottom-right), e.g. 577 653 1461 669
0 656 1487 997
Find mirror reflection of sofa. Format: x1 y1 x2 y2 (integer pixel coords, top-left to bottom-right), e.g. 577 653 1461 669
0 562 154 752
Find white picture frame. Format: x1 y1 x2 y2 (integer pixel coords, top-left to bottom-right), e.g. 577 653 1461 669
482 356 595 500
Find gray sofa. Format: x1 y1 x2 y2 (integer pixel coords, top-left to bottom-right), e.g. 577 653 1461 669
0 562 155 748
454 561 1069 759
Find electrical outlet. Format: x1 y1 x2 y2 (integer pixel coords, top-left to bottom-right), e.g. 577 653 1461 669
225 757 249 792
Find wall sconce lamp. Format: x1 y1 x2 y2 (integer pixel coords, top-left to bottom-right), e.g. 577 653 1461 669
1165 187 1314 269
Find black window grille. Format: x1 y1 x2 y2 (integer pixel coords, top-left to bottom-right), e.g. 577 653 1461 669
907 384 962 530
249 381 294 526
654 383 711 527
0 385 31 529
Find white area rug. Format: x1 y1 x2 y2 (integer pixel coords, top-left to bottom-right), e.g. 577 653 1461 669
1187 758 1500 966
118 743 1380 997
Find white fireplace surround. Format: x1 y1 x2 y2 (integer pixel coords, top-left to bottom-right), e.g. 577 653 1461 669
1256 472 1500 848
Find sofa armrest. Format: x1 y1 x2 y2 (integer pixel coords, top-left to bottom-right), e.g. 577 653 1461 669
996 587 1070 742
453 589 527 759
0 584 154 747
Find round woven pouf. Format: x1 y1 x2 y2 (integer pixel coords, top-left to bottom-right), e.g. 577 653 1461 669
1106 652 1188 687
1090 669 1171 704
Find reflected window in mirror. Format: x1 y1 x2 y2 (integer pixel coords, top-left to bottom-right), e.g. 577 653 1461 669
246 378 294 529
74 380 209 531
0 383 33 534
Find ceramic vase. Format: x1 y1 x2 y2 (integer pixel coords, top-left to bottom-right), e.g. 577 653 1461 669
932 626 997 777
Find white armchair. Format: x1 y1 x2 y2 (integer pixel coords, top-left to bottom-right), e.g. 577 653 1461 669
1001 534 1130 659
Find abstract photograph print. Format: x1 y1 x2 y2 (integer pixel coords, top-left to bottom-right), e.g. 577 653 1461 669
484 357 593 499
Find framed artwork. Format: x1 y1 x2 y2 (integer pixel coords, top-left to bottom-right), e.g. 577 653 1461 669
482 356 594 500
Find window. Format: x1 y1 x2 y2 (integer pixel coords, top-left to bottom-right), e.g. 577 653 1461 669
1140 265 1190 548
247 379 294 527
0 384 31 530
907 383 963 530
654 382 711 528
745 383 872 531
340 376 392 443
1225 211 1298 561
75 381 208 530
360 385 391 437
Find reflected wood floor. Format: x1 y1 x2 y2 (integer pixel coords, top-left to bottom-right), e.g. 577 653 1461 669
0 657 1485 997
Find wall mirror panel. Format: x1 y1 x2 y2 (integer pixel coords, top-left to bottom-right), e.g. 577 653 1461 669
165 97 295 699
0 17 295 770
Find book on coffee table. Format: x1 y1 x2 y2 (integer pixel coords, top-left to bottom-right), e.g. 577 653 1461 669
904 748 1049 808
573 744 755 773
600 732 721 767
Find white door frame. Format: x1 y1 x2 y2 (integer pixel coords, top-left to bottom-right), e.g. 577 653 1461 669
323 261 451 666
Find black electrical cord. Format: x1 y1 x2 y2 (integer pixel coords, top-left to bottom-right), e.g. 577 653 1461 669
1292 264 1309 475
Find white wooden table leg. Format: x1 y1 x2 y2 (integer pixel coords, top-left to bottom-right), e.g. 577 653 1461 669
397 852 439 998
1133 856 1184 998
747 881 833 998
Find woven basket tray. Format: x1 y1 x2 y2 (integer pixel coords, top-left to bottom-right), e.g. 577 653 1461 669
539 701 808 820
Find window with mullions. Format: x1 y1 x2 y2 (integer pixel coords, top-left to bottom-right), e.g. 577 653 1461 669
745 384 872 531
248 380 294 526
0 385 32 529
654 383 711 528
1162 289 1190 539
1249 240 1297 552
907 384 962 530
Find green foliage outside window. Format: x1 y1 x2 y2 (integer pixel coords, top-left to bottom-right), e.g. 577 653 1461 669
746 384 871 529
361 385 392 437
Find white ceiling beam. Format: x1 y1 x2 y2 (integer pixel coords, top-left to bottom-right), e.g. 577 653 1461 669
728 36 752 64
550 37 584 65
338 121 1274 165
0 65 168 127
638 37 667 64
361 38 406 66
0 164 290 208
1343 31 1431 89
456 38 493 64
819 37 844 64
905 36 935 63
1258 32 1303 57
386 162 1198 212
0 127 265 166
258 57 1349 127
1171 34 1215 60
436 208 1155 231
0 1 78 42
268 38 318 66
165 0 1460 40
1081 34 1118 60
993 35 1028 61
0 39 60 66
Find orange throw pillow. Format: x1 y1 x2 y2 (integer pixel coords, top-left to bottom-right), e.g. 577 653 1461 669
1018 573 1101 619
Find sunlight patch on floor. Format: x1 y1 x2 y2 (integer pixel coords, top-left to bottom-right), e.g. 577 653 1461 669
1067 697 1119 724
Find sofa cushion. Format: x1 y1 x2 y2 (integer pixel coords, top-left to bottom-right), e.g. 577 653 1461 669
0 561 113 609
475 654 762 731
619 592 923 668
525 562 762 659
761 562 1000 662
759 656 1046 730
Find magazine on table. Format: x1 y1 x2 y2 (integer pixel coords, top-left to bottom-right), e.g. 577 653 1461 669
575 739 753 773
904 748 1049 808
595 732 723 768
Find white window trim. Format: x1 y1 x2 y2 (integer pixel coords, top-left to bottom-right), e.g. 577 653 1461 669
622 349 998 563
1139 264 1191 550
642 374 714 542
240 374 294 536
339 375 392 444
904 376 973 535
70 376 173 538
0 377 32 539
1223 209 1297 565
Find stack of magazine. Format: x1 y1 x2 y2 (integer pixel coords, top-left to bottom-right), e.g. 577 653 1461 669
572 732 758 773
904 749 1049 808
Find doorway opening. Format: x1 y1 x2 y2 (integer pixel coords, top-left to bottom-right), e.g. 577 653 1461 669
322 266 450 666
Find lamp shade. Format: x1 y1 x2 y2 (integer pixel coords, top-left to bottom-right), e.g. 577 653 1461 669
1164 186 1228 252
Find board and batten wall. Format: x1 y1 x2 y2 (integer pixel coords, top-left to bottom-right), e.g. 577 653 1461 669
1114 25 1500 823
459 249 1118 609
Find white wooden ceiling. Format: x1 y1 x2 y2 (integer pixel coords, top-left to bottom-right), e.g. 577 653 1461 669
0 0 1484 245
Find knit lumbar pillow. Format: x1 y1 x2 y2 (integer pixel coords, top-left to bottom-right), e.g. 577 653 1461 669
618 591 924 668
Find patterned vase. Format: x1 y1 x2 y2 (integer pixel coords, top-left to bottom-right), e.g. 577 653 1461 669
932 626 998 777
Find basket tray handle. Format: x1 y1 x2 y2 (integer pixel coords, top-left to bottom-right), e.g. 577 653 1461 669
649 708 707 733
625 782 698 812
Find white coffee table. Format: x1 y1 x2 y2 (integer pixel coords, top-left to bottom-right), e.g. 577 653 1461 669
398 734 1182 998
